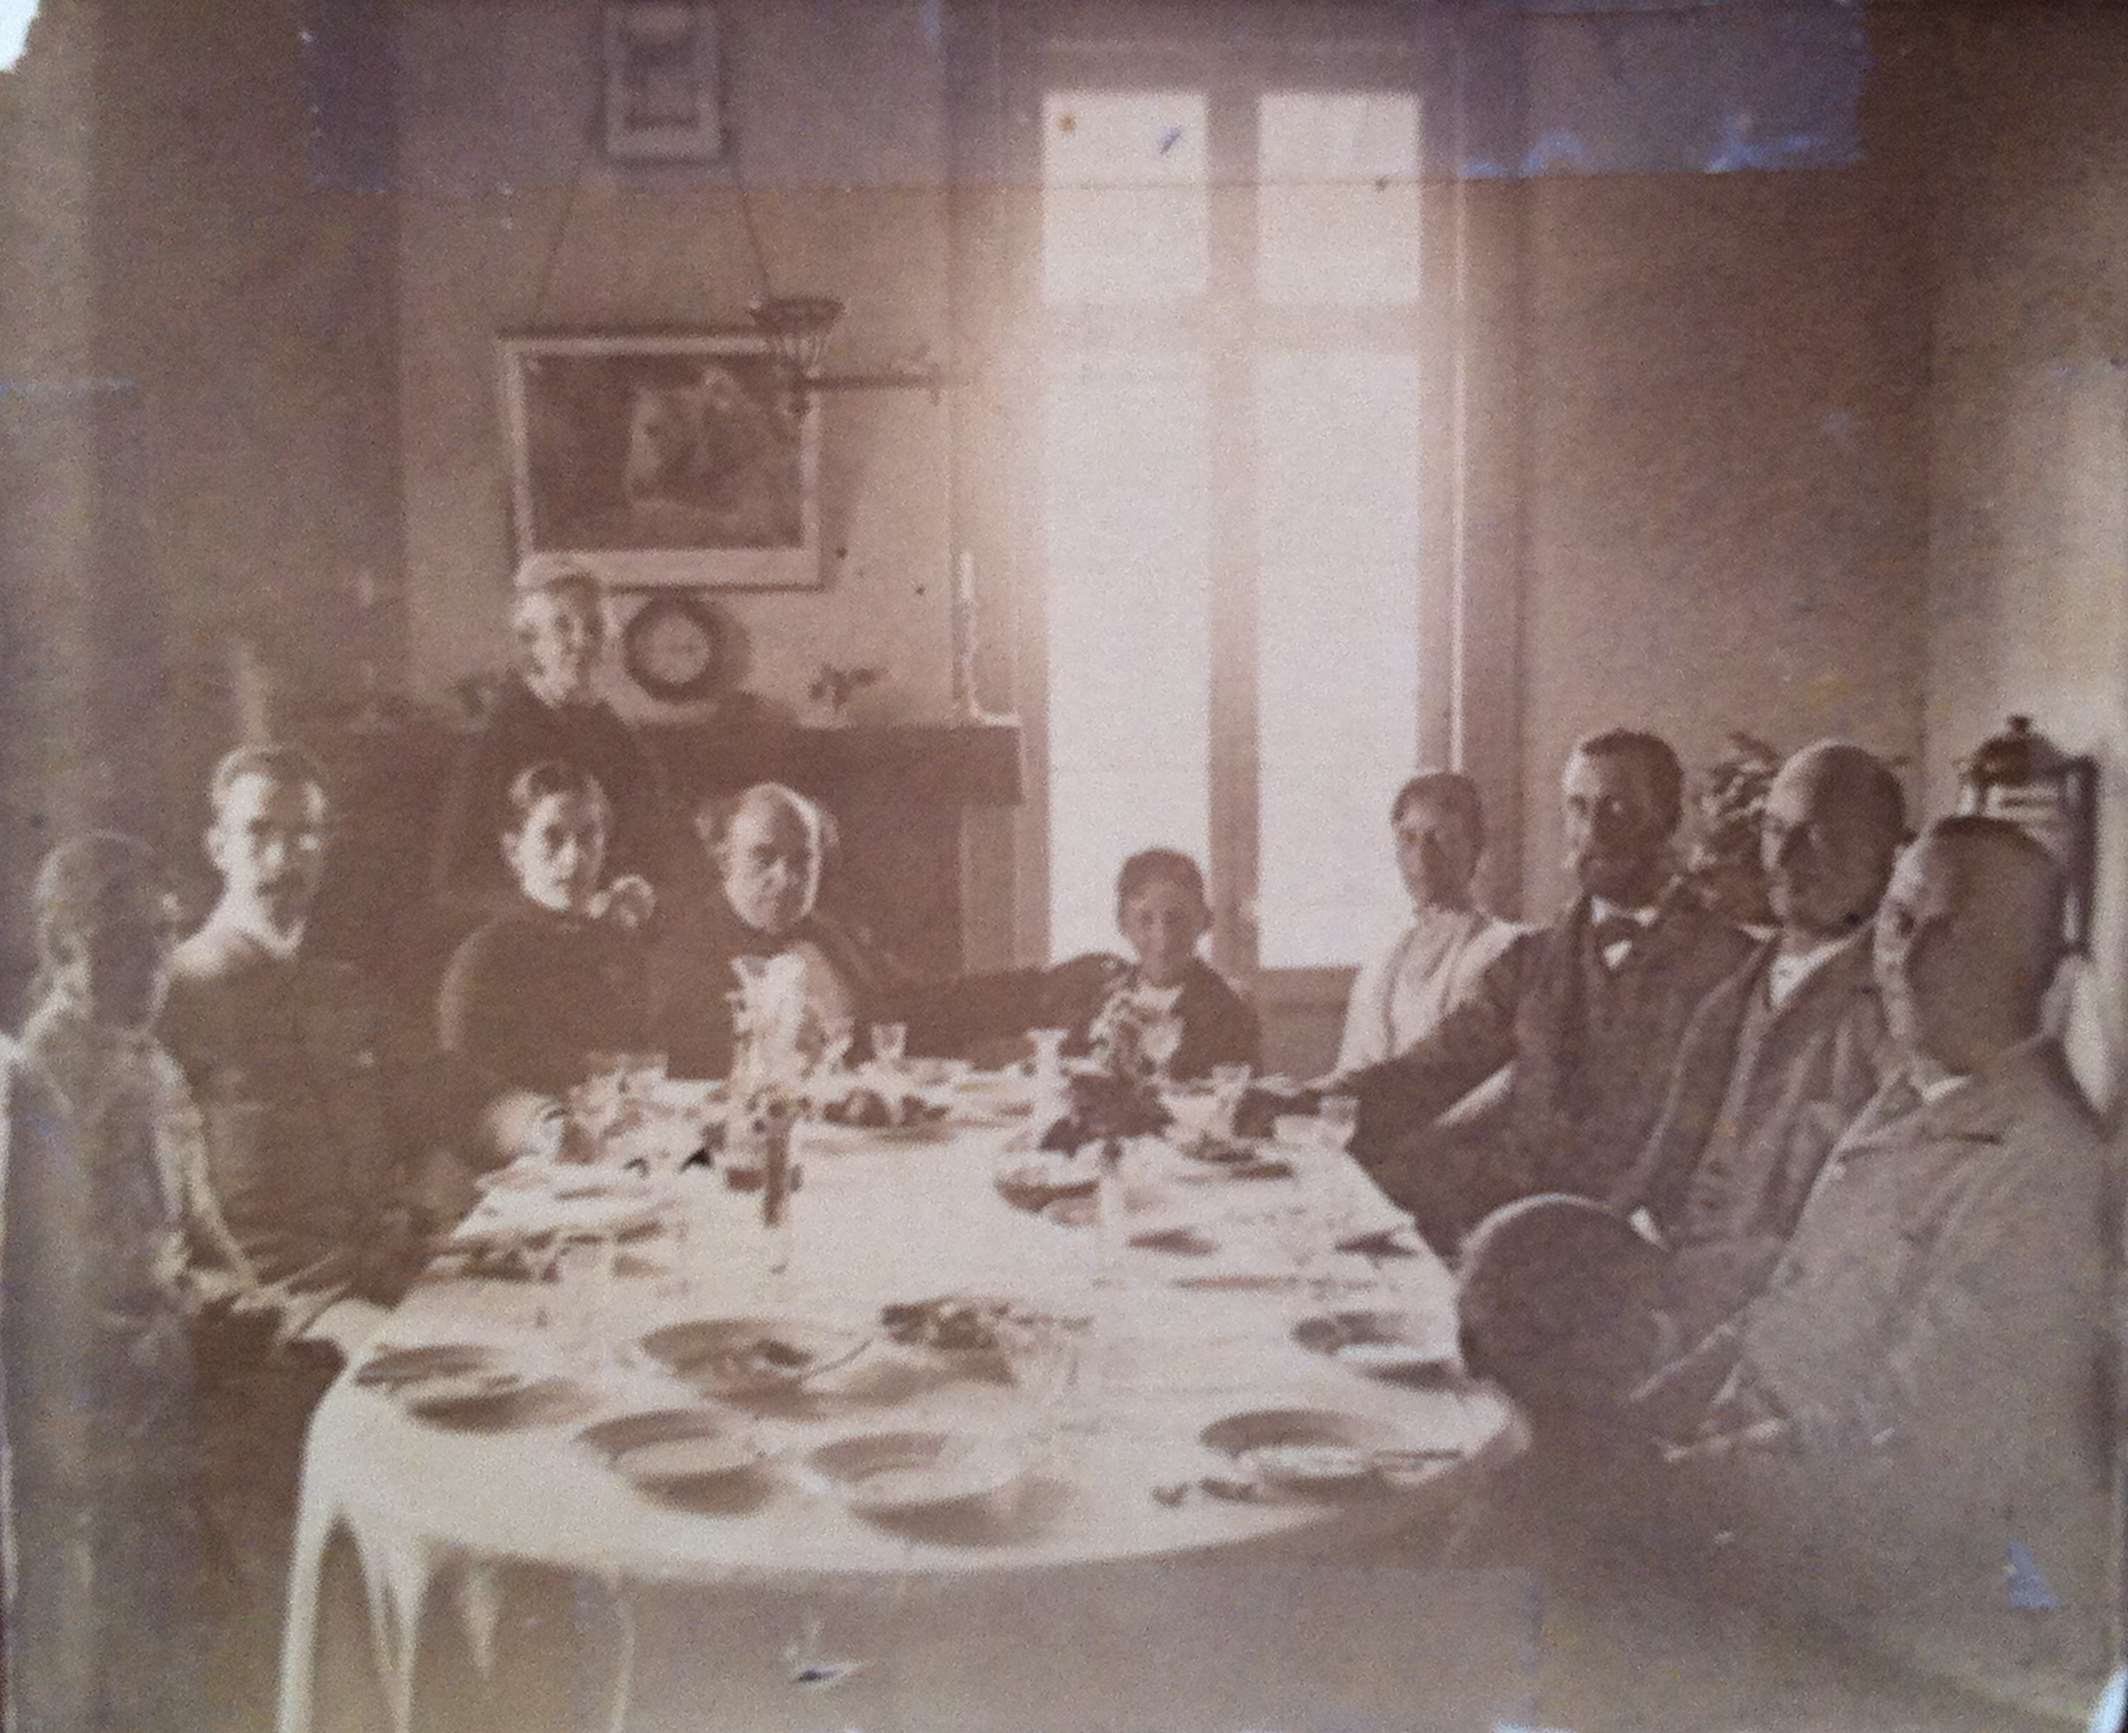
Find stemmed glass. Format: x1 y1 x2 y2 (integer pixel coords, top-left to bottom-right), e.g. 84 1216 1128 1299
869 1021 908 1074
1208 1062 1253 1136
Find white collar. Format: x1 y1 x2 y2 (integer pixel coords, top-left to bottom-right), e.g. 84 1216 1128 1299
1590 897 1659 929
1766 934 1847 1005
215 899 307 962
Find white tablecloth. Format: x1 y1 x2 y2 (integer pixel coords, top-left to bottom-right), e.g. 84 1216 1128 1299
277 1117 1525 1733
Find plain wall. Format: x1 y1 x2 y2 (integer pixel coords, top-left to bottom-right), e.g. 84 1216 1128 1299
1515 154 1930 919
1905 7 2128 1111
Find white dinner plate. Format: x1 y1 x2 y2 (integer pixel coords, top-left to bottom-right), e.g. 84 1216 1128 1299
803 1430 1026 1513
641 1317 873 1395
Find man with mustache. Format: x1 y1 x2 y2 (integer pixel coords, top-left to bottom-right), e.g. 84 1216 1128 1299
1336 728 1754 1250
1456 740 1908 1411
160 744 478 1722
163 745 468 1342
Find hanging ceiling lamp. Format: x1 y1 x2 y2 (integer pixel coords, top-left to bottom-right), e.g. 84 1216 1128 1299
733 149 943 407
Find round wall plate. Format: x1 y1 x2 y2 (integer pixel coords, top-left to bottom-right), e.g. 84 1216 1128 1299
620 591 724 704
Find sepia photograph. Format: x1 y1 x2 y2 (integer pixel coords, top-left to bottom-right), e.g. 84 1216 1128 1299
1 1 2125 1730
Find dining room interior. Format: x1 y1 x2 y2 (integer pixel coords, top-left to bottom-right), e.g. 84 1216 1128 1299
3 1 2128 1730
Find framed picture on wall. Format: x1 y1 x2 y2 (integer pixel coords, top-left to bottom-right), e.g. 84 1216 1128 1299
498 331 821 588
603 3 724 163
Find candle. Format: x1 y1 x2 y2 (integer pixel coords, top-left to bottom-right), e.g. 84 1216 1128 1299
952 550 978 720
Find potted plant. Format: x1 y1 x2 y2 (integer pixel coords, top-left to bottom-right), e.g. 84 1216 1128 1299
806 663 882 727
1685 731 1782 929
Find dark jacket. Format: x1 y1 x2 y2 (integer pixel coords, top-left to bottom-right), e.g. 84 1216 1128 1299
1047 953 1262 1081
1350 886 1754 1199
1611 931 1894 1288
653 891 904 1080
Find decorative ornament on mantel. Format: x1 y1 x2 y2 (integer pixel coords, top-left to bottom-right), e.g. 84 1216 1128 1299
806 663 882 728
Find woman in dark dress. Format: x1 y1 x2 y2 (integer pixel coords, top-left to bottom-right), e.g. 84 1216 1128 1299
437 762 653 1149
432 557 677 917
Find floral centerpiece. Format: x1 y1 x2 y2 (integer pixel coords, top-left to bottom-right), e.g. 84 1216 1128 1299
1037 971 1179 1153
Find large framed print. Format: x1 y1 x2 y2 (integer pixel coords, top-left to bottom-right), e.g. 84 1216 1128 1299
499 332 820 588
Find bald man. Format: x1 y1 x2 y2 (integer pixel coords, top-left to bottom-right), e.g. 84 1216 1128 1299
1628 816 2110 1711
655 784 904 1077
1459 742 1909 1409
1608 740 1907 1330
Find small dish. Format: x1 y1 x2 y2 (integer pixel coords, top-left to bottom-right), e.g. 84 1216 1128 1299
1200 1407 1402 1497
354 1343 498 1390
402 1366 542 1419
584 1409 765 1488
804 1429 1026 1513
641 1317 872 1396
1291 1310 1455 1382
993 1155 1098 1214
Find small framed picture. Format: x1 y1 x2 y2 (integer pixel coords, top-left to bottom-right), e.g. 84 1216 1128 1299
604 3 723 163
498 331 820 588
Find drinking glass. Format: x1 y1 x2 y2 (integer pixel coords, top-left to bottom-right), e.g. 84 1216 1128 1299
1208 1062 1253 1135
579 1050 627 1143
1027 1028 1069 1079
553 1223 626 1371
869 1022 908 1072
1314 1093 1361 1153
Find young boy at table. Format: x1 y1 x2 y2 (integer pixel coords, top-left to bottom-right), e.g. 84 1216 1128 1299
437 759 654 1159
1048 849 1261 1080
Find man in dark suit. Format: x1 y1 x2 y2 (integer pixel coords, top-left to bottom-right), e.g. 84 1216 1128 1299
1337 728 1755 1250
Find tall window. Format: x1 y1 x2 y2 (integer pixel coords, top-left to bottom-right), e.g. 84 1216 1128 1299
1039 52 1430 998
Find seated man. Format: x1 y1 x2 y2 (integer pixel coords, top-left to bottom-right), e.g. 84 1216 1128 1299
1460 740 1909 1401
1337 771 1522 1071
161 745 455 1347
1334 729 1755 1248
1621 817 2109 1714
656 783 902 1077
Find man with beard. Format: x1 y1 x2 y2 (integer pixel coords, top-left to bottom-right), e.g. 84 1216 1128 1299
432 556 673 918
1334 728 1754 1250
1456 740 1907 1411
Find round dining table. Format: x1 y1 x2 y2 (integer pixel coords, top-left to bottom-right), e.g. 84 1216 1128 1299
275 1088 1526 1733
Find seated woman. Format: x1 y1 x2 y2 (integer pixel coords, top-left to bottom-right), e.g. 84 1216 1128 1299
1045 848 1261 1081
656 783 905 1077
1335 770 1521 1071
437 761 652 1148
2 833 258 1733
